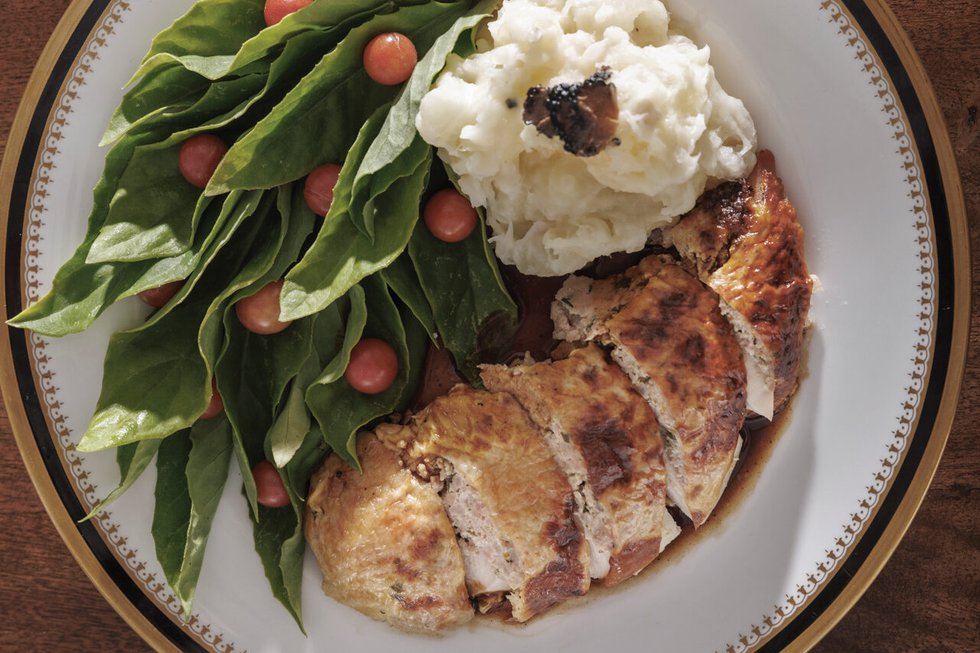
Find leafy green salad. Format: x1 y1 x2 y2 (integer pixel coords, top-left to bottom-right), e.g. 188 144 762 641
10 0 516 630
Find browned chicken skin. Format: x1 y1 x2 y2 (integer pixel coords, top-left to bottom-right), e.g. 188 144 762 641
671 150 812 415
481 344 679 585
553 257 747 528
380 386 590 622
305 151 812 631
304 433 473 632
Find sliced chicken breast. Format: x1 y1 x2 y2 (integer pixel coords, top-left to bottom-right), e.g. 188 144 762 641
552 256 747 528
380 386 590 622
481 344 680 586
305 432 473 632
670 150 812 417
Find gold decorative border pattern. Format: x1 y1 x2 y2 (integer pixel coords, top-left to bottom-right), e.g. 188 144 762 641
722 2 936 651
21 3 238 652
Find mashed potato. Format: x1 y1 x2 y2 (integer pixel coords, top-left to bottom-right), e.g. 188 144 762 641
416 0 757 276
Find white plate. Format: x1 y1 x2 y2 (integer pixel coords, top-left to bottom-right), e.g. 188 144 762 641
0 1 968 651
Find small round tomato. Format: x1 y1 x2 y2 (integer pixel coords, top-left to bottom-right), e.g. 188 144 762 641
304 163 342 216
264 0 313 26
200 378 224 420
137 280 183 308
179 134 228 189
423 189 478 243
345 338 398 395
235 280 293 335
363 32 417 86
253 460 290 508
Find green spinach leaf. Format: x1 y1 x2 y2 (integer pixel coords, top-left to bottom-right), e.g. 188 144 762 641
348 0 494 237
152 429 193 591
283 424 329 501
249 487 305 631
130 0 431 86
94 3 437 263
207 1 474 195
267 371 313 470
226 0 434 79
279 136 432 321
75 192 278 452
12 188 262 337
140 190 265 329
9 129 166 335
267 296 350 469
215 184 317 514
408 162 517 381
268 292 348 469
380 253 436 339
82 440 162 520
91 106 269 265
172 416 234 615
306 276 427 468
150 419 234 618
311 284 367 386
216 314 316 514
87 142 210 262
104 1 383 148
132 0 266 84
94 49 337 264
79 298 216 451
102 68 265 148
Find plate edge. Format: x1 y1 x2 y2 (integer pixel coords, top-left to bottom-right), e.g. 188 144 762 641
0 1 970 653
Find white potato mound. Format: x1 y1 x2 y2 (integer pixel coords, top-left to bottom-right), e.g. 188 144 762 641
416 0 757 276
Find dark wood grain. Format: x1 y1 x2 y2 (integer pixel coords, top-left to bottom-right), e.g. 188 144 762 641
0 2 976 652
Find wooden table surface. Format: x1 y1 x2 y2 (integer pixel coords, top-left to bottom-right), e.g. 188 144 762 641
1 2 977 651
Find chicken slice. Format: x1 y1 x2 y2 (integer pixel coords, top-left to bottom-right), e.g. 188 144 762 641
305 432 473 632
481 344 680 586
552 256 747 528
670 150 813 417
380 386 590 622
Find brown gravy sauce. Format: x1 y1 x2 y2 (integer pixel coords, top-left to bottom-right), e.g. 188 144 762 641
407 261 791 619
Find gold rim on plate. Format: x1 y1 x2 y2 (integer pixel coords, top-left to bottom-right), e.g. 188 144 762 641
0 1 969 651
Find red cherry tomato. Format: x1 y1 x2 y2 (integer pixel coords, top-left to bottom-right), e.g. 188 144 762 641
179 134 228 189
423 189 479 243
200 378 224 420
304 164 342 216
235 280 293 335
137 280 183 308
253 460 290 508
363 32 417 85
345 338 398 395
264 0 313 26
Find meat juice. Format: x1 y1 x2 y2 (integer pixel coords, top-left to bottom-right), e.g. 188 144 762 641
409 261 791 604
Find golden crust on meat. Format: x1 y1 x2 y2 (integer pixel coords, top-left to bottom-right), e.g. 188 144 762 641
604 259 746 526
671 150 812 412
391 386 590 622
481 344 675 585
304 432 473 632
605 259 747 440
552 256 747 527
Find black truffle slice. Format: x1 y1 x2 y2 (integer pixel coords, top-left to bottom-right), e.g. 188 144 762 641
523 69 619 157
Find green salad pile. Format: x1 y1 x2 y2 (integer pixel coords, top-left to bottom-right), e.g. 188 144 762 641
9 0 516 629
